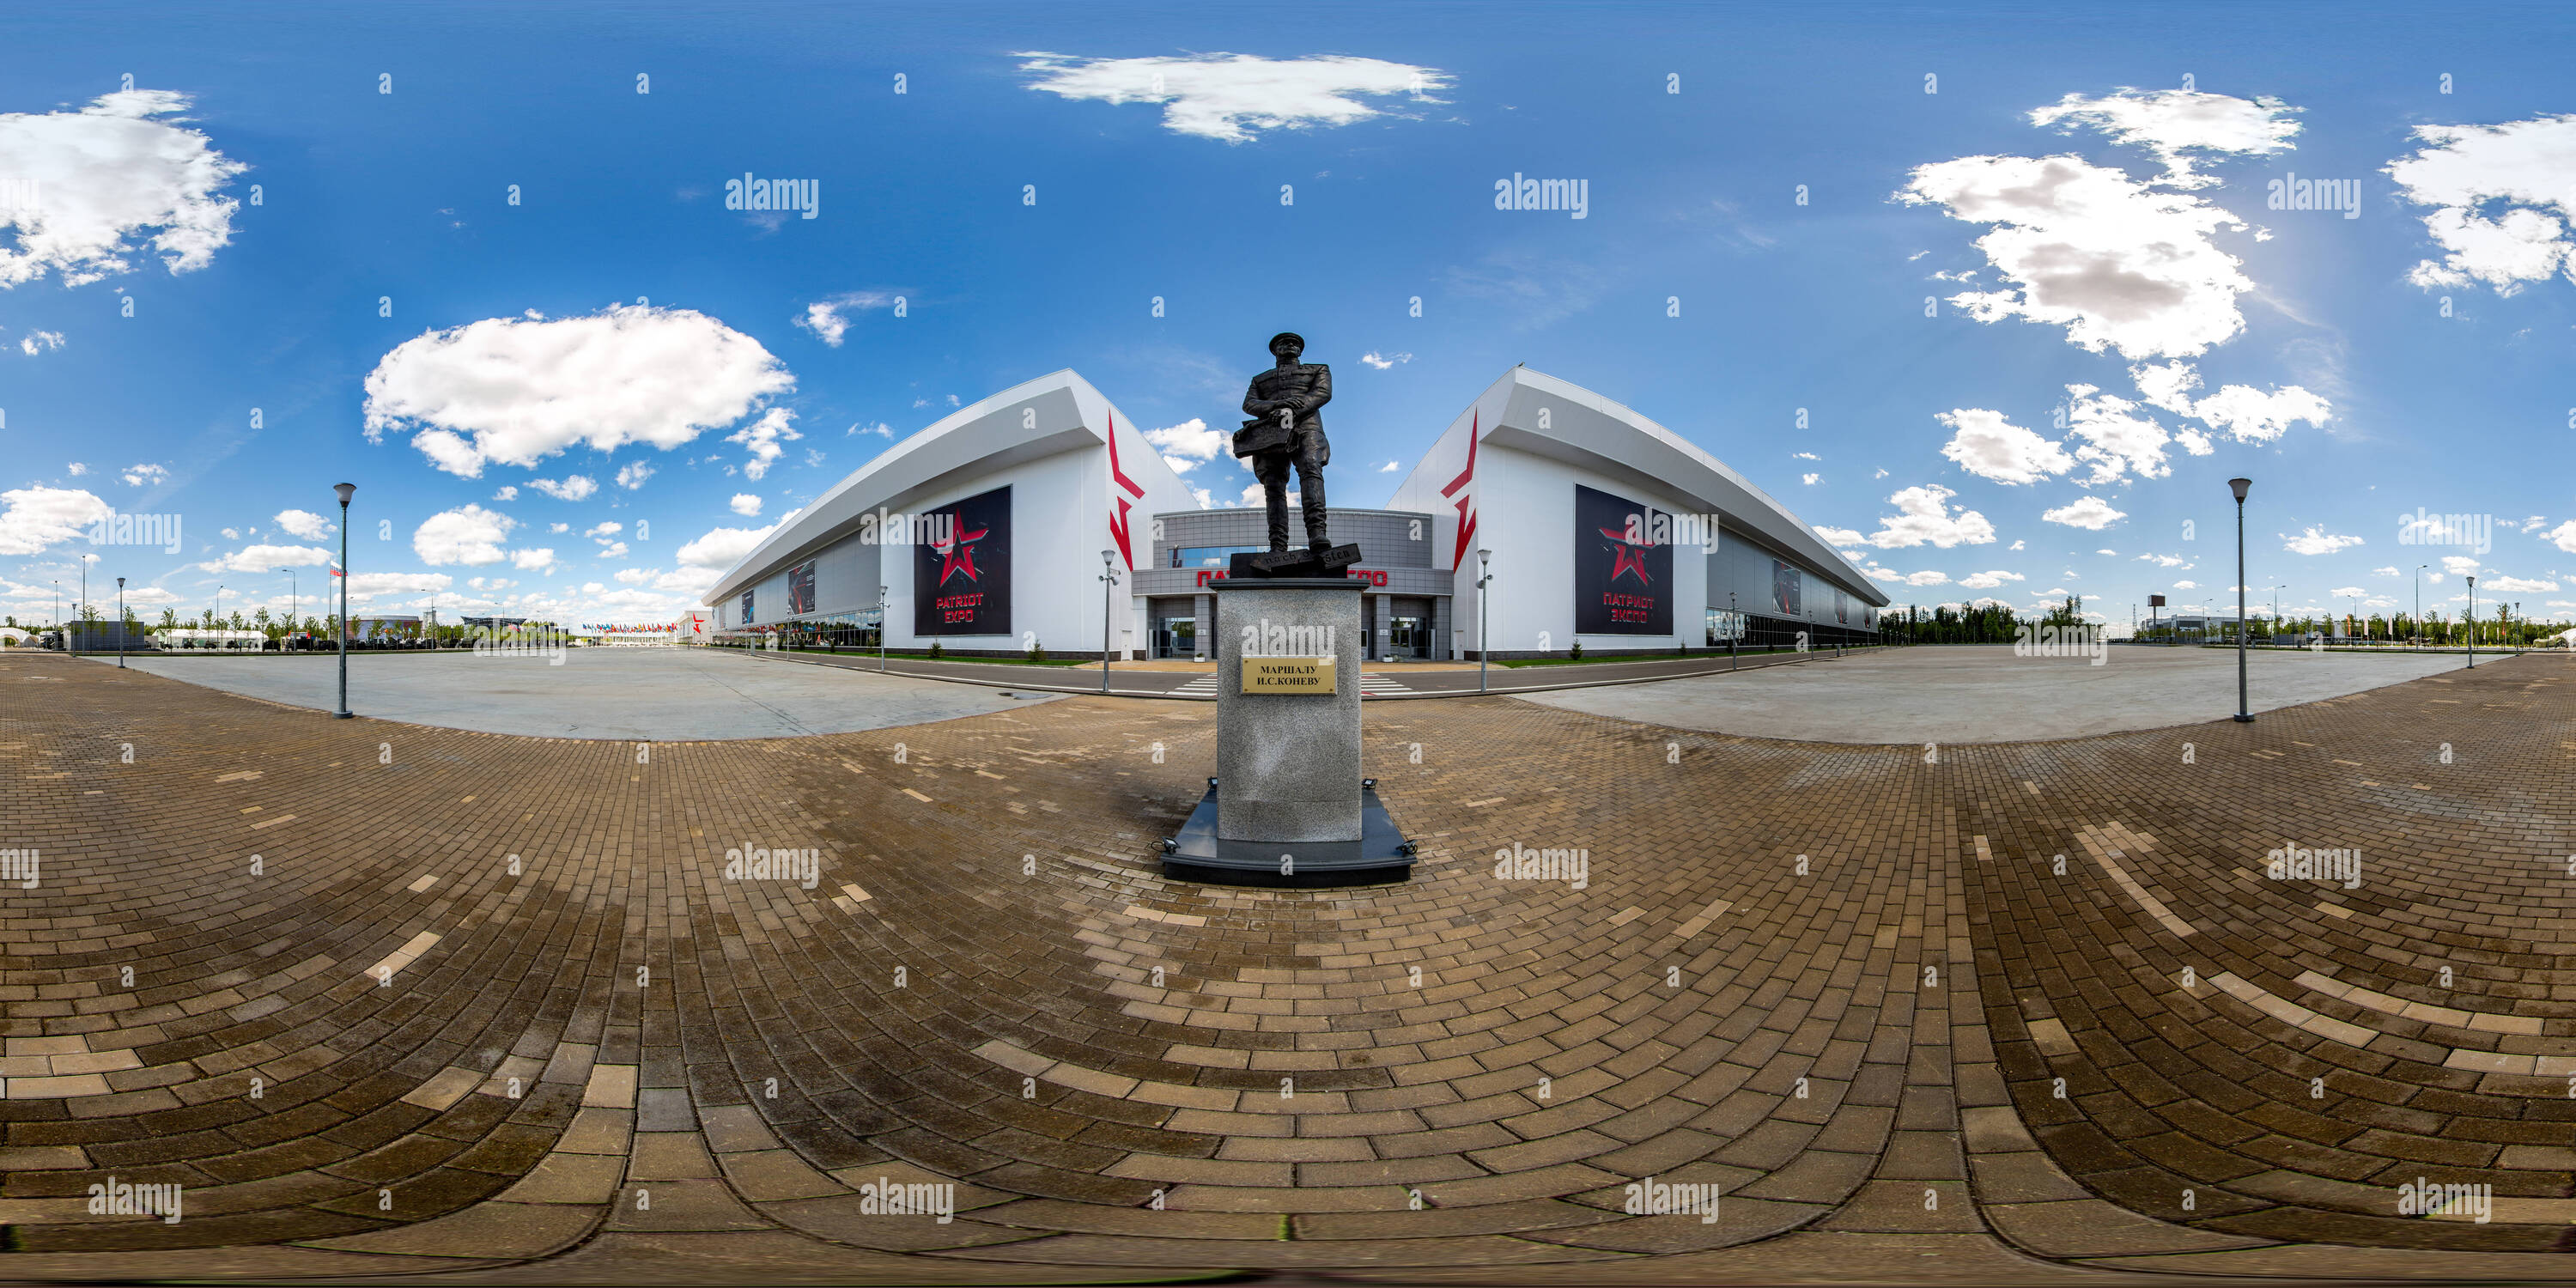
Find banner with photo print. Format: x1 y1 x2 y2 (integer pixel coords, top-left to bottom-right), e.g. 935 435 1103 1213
1771 559 1802 617
914 485 1012 636
1573 483 1674 635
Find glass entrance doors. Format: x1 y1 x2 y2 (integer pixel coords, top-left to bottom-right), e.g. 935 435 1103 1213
1388 616 1429 659
1154 617 1197 659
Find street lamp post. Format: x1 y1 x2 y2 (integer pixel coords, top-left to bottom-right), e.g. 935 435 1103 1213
2229 478 2253 722
116 577 127 668
1729 590 1739 671
216 584 224 629
1097 550 1120 695
276 568 296 650
2465 574 2476 670
1476 548 1492 693
877 585 888 672
334 483 355 717
2415 564 2425 648
76 560 85 659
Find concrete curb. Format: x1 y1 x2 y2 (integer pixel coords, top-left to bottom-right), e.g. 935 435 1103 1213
726 645 1846 700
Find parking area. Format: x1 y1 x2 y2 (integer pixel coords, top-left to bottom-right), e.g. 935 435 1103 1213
100 647 1058 738
1527 643 2478 743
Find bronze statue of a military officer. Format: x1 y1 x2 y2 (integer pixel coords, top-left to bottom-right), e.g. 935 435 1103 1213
1236 331 1333 554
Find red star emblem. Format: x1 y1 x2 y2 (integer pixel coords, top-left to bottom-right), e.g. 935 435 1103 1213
932 516 989 586
1598 526 1654 586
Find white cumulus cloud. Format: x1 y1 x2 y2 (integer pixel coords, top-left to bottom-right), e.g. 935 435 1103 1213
2386 113 2576 295
1958 569 2026 589
2029 88 2301 189
529 475 597 501
794 291 898 347
412 504 517 567
1864 485 1996 549
361 303 793 477
614 461 653 490
2131 361 2329 444
725 407 800 480
675 523 777 573
0 485 110 555
0 89 246 289
121 462 169 487
197 543 331 574
1936 408 2074 484
1145 417 1225 475
2041 495 2128 531
729 494 762 516
1017 52 1449 143
1899 152 2258 361
273 509 331 539
2281 526 2365 556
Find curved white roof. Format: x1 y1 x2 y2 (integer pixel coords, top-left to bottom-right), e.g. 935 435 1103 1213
706 368 1195 605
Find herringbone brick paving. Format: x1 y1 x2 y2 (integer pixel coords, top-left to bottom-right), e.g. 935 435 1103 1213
2 649 2572 1283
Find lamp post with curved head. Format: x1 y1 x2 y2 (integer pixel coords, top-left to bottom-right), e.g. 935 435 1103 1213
877 584 888 672
1476 548 1493 692
116 577 126 668
276 568 296 650
334 483 355 718
2229 477 2253 722
2413 564 2427 647
2465 574 2476 669
1098 550 1119 694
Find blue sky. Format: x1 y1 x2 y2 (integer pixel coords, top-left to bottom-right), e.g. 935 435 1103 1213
3 1 2573 630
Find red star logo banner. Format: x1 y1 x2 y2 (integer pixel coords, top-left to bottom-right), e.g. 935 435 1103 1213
932 516 989 586
1598 525 1655 586
1106 412 1145 570
1441 413 1479 571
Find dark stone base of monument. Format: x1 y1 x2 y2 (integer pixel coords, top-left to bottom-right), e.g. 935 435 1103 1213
1162 778 1414 887
1229 544 1362 580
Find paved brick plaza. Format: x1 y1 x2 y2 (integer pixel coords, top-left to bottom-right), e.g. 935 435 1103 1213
3 649 2574 1284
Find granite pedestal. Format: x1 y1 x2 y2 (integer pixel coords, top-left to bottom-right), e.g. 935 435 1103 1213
1162 577 1412 886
